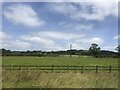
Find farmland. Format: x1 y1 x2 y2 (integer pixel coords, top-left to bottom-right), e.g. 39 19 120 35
2 56 118 66
2 56 119 88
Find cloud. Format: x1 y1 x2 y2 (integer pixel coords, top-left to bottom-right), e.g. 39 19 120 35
75 37 104 45
1 0 119 2
51 3 77 16
20 31 86 50
0 31 7 39
0 31 4 48
38 31 86 40
113 35 120 40
1 31 106 51
50 2 118 21
74 24 93 30
58 21 93 31
1 31 31 50
19 31 105 50
3 40 31 50
0 31 10 48
86 2 117 20
3 4 45 27
20 35 55 46
73 37 104 50
89 37 104 45
102 45 117 51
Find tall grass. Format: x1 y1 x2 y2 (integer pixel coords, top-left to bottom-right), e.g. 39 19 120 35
2 69 118 88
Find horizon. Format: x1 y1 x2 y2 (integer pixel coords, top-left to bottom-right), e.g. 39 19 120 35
1 48 117 52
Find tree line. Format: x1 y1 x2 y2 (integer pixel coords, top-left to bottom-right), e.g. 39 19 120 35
0 43 120 58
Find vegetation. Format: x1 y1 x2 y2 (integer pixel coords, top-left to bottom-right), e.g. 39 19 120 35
1 44 119 58
2 70 118 88
115 45 120 57
1 43 119 88
89 43 101 57
2 55 119 88
2 56 118 66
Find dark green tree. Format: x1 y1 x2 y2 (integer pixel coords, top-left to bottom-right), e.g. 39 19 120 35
115 45 120 57
115 45 120 53
89 43 101 57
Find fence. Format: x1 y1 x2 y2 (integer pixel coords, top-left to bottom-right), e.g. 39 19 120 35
2 65 120 73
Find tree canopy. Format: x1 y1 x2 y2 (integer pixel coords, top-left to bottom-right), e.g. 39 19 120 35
89 43 101 57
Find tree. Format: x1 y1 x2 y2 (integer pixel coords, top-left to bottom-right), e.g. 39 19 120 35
115 45 120 53
89 43 101 57
115 45 120 57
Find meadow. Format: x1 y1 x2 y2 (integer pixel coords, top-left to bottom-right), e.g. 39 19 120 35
2 56 119 88
2 56 118 66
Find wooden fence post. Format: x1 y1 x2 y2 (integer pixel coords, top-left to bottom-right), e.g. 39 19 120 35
59 65 61 72
81 65 84 73
67 65 69 72
36 65 38 71
52 65 54 72
19 65 21 71
79 66 81 73
18 65 21 81
10 65 13 72
109 66 112 73
10 65 13 76
96 65 98 73
2 65 4 72
75 66 77 72
27 65 29 72
44 65 45 72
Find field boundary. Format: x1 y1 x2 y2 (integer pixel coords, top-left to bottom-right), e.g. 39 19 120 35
2 65 120 73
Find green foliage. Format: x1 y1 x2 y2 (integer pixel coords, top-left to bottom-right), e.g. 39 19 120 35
115 45 120 57
89 43 101 57
115 45 120 52
1 47 118 58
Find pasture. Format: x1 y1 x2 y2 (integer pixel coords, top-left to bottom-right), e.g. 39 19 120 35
2 56 118 66
2 56 119 88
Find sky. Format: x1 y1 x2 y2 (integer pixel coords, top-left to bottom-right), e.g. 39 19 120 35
1 1 119 51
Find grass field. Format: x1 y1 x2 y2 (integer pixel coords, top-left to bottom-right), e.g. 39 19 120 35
2 56 119 88
2 56 118 66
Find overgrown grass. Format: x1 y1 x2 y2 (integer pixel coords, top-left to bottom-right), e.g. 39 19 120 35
2 56 118 66
2 70 118 88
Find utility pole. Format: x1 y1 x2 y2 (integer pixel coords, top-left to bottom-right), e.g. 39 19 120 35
70 44 72 58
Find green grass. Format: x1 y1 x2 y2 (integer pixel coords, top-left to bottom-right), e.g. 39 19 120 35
2 56 118 66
